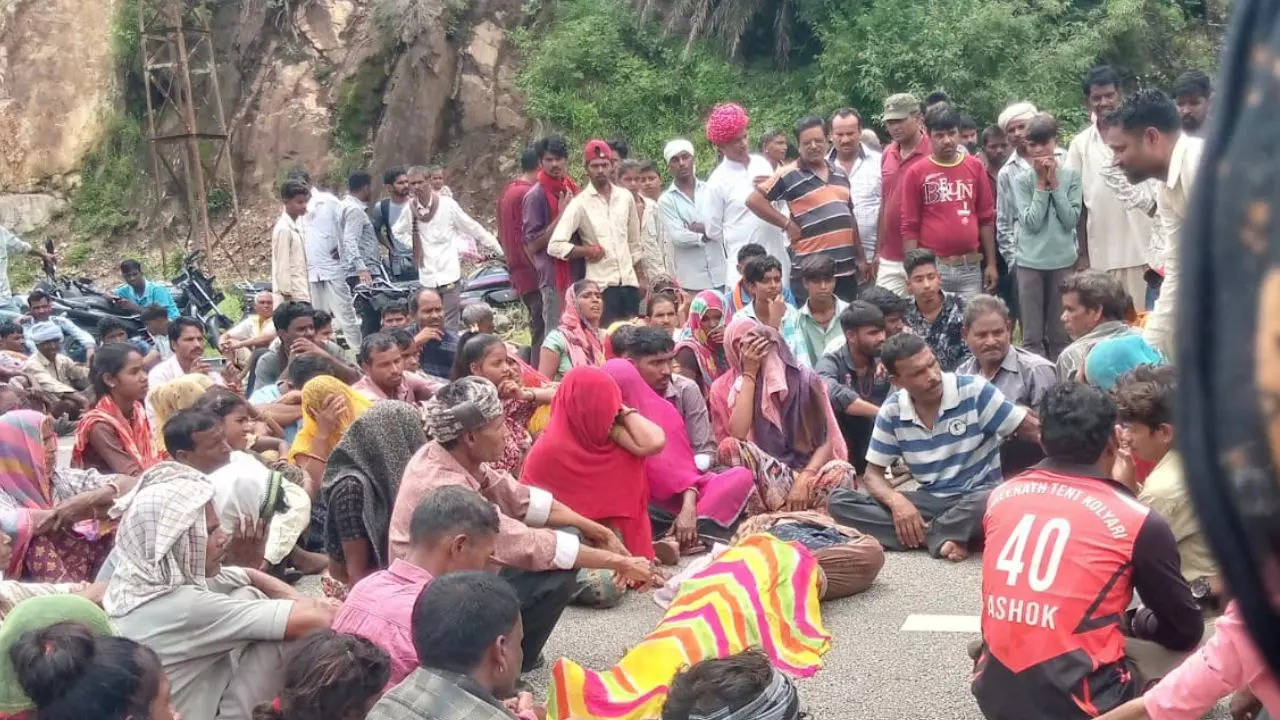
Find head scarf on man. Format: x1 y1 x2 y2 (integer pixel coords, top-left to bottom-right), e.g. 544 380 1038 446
706 103 750 145
422 376 504 444
0 595 115 713
1084 334 1166 390
584 139 613 165
663 139 695 163
998 102 1038 131
688 668 801 720
28 322 62 345
104 461 215 616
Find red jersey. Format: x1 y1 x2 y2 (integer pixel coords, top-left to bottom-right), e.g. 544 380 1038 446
878 133 932 262
972 461 1203 720
899 154 995 258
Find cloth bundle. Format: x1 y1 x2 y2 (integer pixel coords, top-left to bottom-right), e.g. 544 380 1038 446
547 534 830 720
736 511 885 600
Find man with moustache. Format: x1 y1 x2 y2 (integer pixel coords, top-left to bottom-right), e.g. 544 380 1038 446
816 301 891 473
875 93 931 297
659 138 726 295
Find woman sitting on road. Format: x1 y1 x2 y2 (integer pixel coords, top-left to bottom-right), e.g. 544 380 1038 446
251 629 390 720
288 376 372 496
0 411 118 582
646 291 681 337
320 401 426 585
538 280 606 381
149 374 214 456
709 317 855 515
452 333 554 476
674 290 728 397
602 359 754 557
72 343 160 476
521 366 666 560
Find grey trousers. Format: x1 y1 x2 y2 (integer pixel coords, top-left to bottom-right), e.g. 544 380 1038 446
827 487 991 557
939 261 983 299
216 586 297 720
540 285 562 338
1016 266 1072 360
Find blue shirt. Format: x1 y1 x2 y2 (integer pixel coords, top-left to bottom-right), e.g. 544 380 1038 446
116 281 179 320
867 373 1026 495
248 382 299 444
22 315 96 358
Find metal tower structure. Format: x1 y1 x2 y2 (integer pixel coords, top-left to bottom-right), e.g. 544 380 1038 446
138 0 239 262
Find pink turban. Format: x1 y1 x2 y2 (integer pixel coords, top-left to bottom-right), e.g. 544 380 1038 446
705 103 750 145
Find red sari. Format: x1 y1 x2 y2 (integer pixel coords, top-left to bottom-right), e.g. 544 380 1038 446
520 366 654 559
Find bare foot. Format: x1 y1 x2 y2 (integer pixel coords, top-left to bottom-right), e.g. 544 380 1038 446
939 540 969 562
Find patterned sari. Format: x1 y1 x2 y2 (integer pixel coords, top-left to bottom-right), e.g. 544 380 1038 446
674 290 728 395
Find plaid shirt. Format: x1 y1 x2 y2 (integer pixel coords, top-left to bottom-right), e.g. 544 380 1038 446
905 291 971 372
367 667 519 720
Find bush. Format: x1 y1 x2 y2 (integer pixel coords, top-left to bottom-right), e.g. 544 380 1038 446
70 113 144 237
514 0 810 177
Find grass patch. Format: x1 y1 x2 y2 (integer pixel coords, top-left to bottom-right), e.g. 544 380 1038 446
328 53 392 186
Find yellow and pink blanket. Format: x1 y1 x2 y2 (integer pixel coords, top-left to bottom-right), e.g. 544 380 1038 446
548 534 831 719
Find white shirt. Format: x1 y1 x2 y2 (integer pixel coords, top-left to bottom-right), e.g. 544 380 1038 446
1065 124 1152 271
699 153 789 287
390 194 501 288
269 211 309 303
144 355 226 420
0 226 31 303
548 182 642 288
831 145 883 259
303 189 346 282
1143 133 1203 359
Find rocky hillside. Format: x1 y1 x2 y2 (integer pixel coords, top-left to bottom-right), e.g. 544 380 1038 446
0 0 531 283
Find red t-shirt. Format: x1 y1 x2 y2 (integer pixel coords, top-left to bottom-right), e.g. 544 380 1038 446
497 178 538 295
879 133 932 262
899 154 995 258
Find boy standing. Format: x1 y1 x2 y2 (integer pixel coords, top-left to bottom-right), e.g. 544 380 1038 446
271 179 310 304
1013 114 1082 360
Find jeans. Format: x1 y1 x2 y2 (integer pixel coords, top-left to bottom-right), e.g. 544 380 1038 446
938 261 982 299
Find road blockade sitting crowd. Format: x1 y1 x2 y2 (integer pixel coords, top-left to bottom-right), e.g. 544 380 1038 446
0 61 1270 720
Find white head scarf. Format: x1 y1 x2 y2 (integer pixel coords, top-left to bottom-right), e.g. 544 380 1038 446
104 461 215 616
663 139 695 163
998 102 1038 131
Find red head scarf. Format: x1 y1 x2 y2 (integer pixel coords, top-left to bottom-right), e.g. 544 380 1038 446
520 367 653 558
583 139 613 164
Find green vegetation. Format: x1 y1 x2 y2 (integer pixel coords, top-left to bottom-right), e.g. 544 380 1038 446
329 53 393 186
517 0 1220 164
69 113 144 239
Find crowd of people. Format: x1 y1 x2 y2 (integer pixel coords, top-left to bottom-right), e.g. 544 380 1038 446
0 58 1271 720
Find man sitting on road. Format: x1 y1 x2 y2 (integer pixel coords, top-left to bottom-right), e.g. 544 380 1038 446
353 332 435 403
333 486 499 688
145 317 237 416
406 287 458 380
220 291 278 367
972 382 1203 720
23 321 90 421
816 301 890 474
619 325 717 471
1056 269 1137 382
956 294 1056 475
827 332 1038 561
23 289 96 363
247 301 359 396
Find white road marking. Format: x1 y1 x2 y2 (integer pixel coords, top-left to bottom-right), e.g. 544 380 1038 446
900 614 981 633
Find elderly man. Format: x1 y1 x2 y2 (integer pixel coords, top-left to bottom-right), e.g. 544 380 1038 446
957 294 1055 474
391 377 661 669
107 410 336 720
22 321 90 420
994 101 1041 271
699 103 788 288
1104 89 1203 359
368 572 543 720
219 291 277 368
23 289 96 363
1055 270 1136 382
659 138 725 295
548 139 644 326
393 165 503 333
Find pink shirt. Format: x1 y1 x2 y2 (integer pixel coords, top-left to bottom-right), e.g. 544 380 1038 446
1144 601 1280 719
331 558 432 688
353 372 438 403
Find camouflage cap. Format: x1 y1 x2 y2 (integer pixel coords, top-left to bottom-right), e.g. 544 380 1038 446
882 93 921 121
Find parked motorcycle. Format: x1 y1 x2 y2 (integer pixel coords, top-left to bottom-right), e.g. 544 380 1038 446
350 261 519 336
173 251 235 348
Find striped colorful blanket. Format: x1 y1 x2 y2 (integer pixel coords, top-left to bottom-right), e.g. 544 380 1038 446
547 534 831 719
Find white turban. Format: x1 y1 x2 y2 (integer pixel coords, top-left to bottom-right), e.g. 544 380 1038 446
663 139 695 163
998 102 1038 131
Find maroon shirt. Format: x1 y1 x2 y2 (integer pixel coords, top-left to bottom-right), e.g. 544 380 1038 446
879 132 933 262
497 178 538 295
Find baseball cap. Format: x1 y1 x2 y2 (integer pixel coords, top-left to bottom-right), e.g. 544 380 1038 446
882 93 921 121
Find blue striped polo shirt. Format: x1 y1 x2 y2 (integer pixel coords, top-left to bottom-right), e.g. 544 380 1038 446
866 373 1026 495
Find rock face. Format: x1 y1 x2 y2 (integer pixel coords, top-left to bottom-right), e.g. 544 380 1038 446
0 0 530 235
0 0 121 192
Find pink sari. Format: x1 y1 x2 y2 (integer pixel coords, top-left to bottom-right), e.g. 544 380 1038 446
601 359 753 527
0 410 110 582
